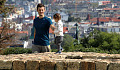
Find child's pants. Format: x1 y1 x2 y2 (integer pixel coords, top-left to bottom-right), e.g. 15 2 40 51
54 36 63 52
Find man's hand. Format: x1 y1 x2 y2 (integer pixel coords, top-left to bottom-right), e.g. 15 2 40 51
52 32 54 34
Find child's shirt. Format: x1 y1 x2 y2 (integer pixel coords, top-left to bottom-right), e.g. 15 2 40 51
54 20 64 36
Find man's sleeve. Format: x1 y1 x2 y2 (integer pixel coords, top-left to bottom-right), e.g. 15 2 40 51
48 18 53 26
30 20 35 39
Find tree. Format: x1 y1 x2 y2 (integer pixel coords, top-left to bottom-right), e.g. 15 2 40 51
61 34 74 52
50 34 74 52
68 16 74 22
0 0 15 49
81 29 120 51
0 0 13 17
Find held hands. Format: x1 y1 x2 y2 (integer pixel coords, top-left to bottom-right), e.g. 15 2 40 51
50 25 55 31
52 32 54 34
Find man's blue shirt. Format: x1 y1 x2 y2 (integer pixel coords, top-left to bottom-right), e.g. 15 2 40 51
33 16 52 46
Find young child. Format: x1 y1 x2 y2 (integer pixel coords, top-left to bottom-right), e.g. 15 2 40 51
53 13 64 54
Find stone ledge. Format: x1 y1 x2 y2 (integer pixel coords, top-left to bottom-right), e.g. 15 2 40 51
0 52 120 70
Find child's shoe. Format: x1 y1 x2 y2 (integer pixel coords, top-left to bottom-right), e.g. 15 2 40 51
61 47 64 51
55 51 61 54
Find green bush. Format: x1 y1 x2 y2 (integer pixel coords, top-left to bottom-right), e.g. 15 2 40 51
0 47 32 55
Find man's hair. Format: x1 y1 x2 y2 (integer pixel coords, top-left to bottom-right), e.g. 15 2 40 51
53 13 61 20
37 3 45 10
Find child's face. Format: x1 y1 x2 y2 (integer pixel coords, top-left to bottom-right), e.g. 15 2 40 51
54 18 59 22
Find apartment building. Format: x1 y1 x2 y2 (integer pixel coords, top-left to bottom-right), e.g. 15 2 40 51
89 0 111 3
96 8 120 17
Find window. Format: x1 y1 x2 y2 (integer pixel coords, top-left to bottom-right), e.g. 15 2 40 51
101 22 104 25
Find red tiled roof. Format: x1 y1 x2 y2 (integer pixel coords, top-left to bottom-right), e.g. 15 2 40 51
115 14 120 17
49 27 68 33
101 1 111 5
112 18 120 22
0 28 16 34
0 27 3 29
90 17 120 22
0 27 28 35
63 27 68 33
79 22 91 24
101 1 110 2
90 17 109 22
103 8 120 10
16 31 28 35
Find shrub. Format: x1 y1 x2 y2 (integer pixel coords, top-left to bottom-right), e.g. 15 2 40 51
0 47 32 55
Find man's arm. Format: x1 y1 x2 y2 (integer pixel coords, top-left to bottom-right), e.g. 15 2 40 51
50 24 55 31
34 28 36 39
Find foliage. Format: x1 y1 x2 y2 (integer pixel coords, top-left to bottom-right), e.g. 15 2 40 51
90 3 98 8
50 34 74 52
71 45 120 54
0 0 16 49
0 47 32 55
50 28 120 54
81 29 120 51
62 34 74 52
73 39 80 45
0 21 16 48
0 0 14 17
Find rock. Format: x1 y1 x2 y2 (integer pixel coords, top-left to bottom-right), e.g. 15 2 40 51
26 60 39 70
40 61 55 70
95 62 108 70
108 63 120 70
13 61 25 70
0 60 12 70
67 62 79 70
56 61 67 70
80 61 95 70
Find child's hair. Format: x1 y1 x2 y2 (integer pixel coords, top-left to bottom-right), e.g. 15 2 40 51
37 3 45 10
53 13 61 20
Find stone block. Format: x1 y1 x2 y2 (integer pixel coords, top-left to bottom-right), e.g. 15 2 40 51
0 60 12 70
56 62 67 70
26 61 39 70
95 62 107 70
67 62 79 70
82 56 97 59
108 63 120 70
40 61 55 70
13 61 25 70
65 56 82 59
80 61 95 70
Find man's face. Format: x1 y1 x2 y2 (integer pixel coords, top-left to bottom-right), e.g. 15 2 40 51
37 7 45 16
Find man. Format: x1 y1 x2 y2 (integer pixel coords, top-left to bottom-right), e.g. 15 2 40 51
32 3 55 53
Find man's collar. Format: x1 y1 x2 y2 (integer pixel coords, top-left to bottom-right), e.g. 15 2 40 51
39 15 45 19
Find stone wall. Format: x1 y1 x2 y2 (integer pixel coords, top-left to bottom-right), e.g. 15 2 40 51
0 52 120 70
